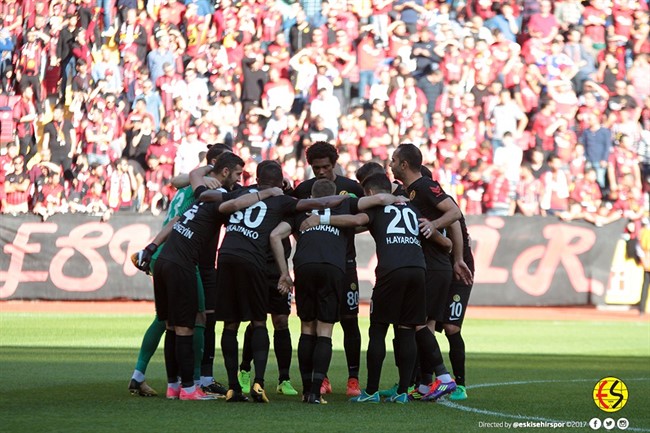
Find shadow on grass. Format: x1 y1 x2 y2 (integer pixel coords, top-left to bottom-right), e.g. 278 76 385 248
1 348 648 433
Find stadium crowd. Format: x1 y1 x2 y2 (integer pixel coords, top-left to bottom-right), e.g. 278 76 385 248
0 0 649 224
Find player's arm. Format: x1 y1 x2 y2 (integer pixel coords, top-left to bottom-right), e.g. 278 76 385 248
189 165 221 191
218 187 284 214
295 194 349 211
270 221 293 295
299 212 369 231
172 170 221 190
420 221 453 250
448 220 473 285
419 197 462 232
131 216 180 273
357 193 408 210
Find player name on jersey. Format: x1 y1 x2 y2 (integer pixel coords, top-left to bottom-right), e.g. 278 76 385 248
386 234 421 246
225 223 260 239
303 224 340 236
173 221 195 239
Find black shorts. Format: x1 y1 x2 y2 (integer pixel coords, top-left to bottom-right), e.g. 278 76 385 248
425 266 453 323
267 272 291 316
153 258 199 328
436 280 473 331
215 255 267 322
370 267 426 326
199 266 218 312
340 266 360 316
294 263 344 324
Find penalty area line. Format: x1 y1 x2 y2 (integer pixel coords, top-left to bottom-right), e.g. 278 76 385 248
437 378 650 433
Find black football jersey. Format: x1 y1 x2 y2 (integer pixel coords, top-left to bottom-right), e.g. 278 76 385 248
406 176 453 270
292 175 364 268
219 193 298 269
198 187 249 269
292 175 365 200
291 199 359 273
158 190 236 267
364 202 426 279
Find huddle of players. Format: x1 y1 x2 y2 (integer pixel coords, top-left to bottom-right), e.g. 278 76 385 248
131 141 474 404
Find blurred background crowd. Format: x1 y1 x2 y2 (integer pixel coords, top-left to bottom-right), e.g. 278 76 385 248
0 0 649 226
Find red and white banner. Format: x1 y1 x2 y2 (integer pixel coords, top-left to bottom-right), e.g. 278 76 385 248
0 214 626 305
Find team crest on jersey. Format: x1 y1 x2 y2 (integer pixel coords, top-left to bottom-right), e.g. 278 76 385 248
430 185 443 196
350 283 357 291
339 190 348 195
453 294 461 302
409 190 416 200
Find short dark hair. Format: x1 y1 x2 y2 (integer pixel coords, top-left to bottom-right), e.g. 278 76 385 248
311 179 336 198
396 143 422 170
356 162 384 184
213 152 244 173
306 141 338 166
257 160 283 187
362 173 391 194
206 143 231 162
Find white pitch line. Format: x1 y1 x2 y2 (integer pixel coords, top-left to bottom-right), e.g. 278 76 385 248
437 378 650 432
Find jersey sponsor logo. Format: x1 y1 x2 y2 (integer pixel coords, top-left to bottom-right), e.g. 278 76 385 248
385 235 421 246
225 224 259 239
430 185 443 196
172 222 195 239
303 224 340 236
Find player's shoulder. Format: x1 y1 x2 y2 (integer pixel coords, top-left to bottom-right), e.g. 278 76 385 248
410 176 446 196
267 193 298 206
292 178 316 198
393 182 406 196
335 176 363 195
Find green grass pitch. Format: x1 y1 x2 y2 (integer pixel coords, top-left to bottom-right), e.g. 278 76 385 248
1 313 648 433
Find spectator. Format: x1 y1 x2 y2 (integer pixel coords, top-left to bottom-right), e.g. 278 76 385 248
489 89 528 150
116 8 148 60
33 168 66 221
134 80 164 130
310 86 341 136
106 157 138 211
262 68 295 113
3 154 31 215
289 9 312 54
42 104 76 174
527 0 560 44
580 112 613 189
485 3 520 43
483 165 512 216
13 85 38 161
147 32 175 86
539 154 570 216
393 0 425 35
172 126 204 176
515 164 542 216
0 0 646 225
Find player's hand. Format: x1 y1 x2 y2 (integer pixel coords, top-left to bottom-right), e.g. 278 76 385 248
419 218 435 239
300 214 320 231
453 260 473 286
282 177 293 191
277 274 294 295
394 195 409 205
268 187 284 197
130 243 158 274
203 176 221 190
